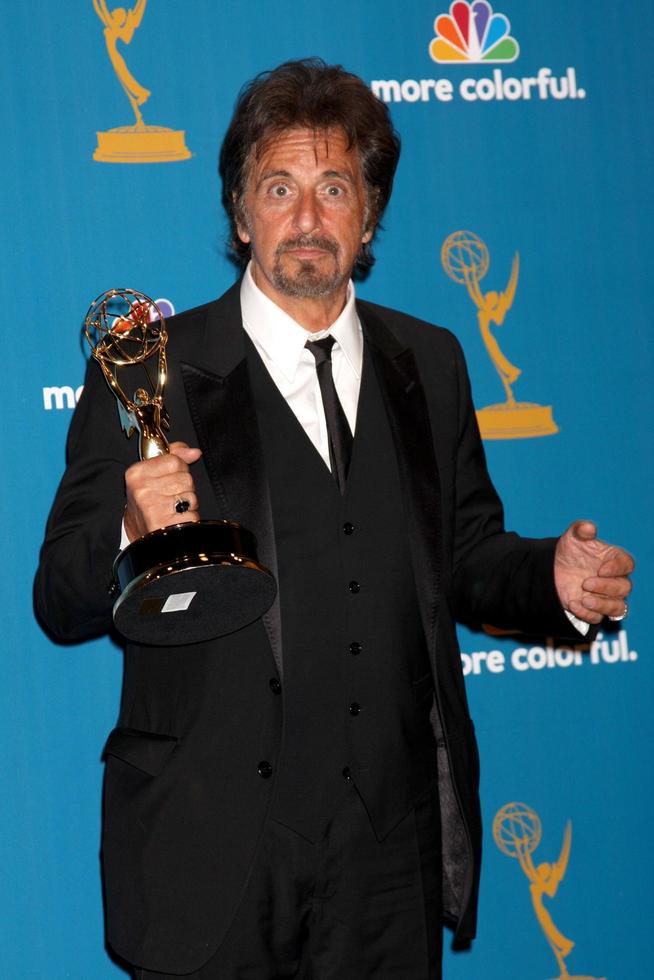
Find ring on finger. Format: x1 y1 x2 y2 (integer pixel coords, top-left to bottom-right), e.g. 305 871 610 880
174 497 191 515
608 600 628 622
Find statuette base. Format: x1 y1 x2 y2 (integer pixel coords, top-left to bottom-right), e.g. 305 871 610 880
477 401 559 440
113 521 276 645
94 125 191 163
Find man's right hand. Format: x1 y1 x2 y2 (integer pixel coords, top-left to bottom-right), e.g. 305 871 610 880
124 441 202 542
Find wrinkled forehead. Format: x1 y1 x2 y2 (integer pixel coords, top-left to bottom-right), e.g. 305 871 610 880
245 126 362 183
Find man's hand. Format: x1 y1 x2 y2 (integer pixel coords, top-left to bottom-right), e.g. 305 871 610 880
554 520 634 625
124 441 202 542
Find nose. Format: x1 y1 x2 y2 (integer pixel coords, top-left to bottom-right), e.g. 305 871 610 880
293 188 321 235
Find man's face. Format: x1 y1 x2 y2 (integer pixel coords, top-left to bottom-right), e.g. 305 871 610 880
236 128 373 304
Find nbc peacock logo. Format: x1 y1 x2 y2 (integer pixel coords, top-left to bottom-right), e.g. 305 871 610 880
370 1 586 104
430 1 519 64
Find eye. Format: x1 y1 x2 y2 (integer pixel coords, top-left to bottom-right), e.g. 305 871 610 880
326 184 344 197
269 183 289 198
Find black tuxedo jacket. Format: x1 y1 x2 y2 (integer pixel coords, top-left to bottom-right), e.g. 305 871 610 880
35 281 576 974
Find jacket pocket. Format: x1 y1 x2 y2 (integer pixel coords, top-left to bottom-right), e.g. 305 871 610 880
102 727 179 777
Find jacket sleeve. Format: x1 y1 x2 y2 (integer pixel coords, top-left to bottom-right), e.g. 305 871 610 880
448 336 576 637
34 357 136 641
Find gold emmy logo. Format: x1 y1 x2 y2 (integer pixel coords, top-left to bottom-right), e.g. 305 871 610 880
93 0 191 163
493 802 606 980
441 231 558 439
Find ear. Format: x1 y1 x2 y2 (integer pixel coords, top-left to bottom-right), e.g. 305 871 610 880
361 226 374 244
233 192 250 244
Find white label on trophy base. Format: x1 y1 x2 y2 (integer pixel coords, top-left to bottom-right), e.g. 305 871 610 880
162 592 197 613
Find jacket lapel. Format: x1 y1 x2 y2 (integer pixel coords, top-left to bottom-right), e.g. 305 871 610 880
179 284 283 676
359 304 443 653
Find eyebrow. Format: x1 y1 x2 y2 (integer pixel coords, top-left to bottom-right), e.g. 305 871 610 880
322 170 355 184
256 169 291 189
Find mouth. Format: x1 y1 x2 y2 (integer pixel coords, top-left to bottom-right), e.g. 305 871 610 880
286 247 331 260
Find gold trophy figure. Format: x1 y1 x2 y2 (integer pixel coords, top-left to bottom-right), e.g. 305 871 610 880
465 252 521 405
84 289 276 645
85 291 170 458
493 802 606 980
441 231 558 439
93 0 150 126
92 0 191 163
130 394 168 458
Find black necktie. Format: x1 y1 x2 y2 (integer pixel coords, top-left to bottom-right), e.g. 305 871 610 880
305 336 353 493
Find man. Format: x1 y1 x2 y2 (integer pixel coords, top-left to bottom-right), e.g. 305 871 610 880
35 59 633 979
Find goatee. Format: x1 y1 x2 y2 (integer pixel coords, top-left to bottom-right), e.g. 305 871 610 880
271 236 348 299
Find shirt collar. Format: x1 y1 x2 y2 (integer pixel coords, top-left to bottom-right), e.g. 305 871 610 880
240 262 362 383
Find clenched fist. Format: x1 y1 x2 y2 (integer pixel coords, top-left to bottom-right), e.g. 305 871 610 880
124 441 202 542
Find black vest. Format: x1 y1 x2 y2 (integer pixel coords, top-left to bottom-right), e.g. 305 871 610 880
247 341 438 842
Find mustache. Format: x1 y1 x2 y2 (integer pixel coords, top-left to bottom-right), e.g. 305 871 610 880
276 235 339 257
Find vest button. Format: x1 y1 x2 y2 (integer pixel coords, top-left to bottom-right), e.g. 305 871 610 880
342 766 352 780
349 702 361 716
258 761 273 779
348 580 360 593
342 522 355 535
269 678 281 695
349 641 362 656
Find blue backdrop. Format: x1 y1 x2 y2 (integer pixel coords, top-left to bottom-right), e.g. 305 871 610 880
1 2 651 977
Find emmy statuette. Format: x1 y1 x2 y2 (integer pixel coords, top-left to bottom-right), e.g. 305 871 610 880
92 0 191 163
494 802 606 980
441 231 558 440
84 288 276 645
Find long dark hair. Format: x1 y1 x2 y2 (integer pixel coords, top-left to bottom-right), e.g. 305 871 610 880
219 58 401 275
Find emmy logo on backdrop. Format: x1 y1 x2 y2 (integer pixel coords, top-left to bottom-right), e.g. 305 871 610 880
441 230 558 439
493 802 606 980
93 0 191 163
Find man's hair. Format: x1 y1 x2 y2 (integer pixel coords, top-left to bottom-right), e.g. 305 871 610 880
219 58 401 275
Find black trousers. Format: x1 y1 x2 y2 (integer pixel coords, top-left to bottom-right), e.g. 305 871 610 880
134 783 442 979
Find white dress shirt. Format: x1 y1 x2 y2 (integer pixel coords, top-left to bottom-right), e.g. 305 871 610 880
240 262 362 471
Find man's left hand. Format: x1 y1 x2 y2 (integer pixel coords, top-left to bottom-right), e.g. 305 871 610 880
554 520 634 625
